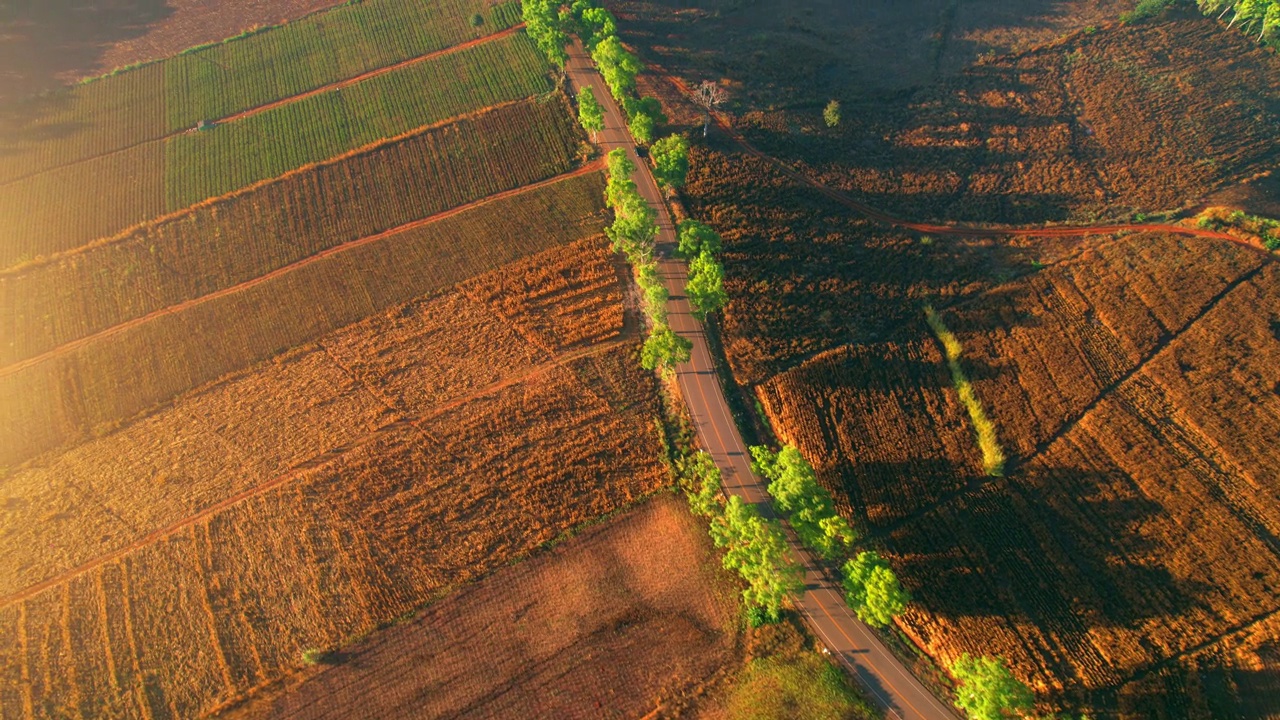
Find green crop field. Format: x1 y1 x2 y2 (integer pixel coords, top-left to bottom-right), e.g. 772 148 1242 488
163 32 553 208
0 96 584 368
0 169 608 468
0 0 521 185
0 31 553 269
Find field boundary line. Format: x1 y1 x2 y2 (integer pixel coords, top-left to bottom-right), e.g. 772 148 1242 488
1 95 548 276
0 24 527 193
0 162 603 378
0 337 627 610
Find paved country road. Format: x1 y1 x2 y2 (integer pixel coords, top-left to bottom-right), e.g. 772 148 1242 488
564 41 962 720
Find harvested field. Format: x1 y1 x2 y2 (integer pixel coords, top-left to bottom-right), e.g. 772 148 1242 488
726 226 1280 715
0 170 609 469
224 496 739 720
0 31 555 267
0 236 665 719
0 96 584 366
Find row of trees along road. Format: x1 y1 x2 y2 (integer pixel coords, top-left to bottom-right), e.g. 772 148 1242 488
527 2 1040 718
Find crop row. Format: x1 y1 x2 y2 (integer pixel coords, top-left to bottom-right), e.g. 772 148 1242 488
0 32 554 270
0 0 522 184
0 170 609 469
0 342 665 718
1 95 584 368
164 32 554 209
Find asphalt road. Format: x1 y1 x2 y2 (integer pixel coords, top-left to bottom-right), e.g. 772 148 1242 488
564 41 962 720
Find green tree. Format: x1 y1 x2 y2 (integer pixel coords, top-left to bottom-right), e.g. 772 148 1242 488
950 654 1035 720
577 86 605 135
635 261 669 324
709 495 804 621
841 551 910 628
605 148 637 207
823 99 841 128
641 325 692 371
592 35 641 100
679 451 724 518
650 134 690 188
580 6 618 47
685 250 728 320
623 95 665 145
522 0 569 67
676 219 722 259
750 445 858 559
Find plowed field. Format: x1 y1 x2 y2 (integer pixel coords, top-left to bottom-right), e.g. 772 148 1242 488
222 496 741 720
0 236 668 718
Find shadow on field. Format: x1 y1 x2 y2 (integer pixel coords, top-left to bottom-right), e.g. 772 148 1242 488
0 0 173 103
890 472 1210 628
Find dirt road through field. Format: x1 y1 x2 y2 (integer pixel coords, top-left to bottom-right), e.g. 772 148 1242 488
565 41 961 720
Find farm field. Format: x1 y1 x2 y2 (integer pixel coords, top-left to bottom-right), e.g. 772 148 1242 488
0 95 584 368
0 0 521 183
0 234 673 718
630 0 1280 712
0 167 608 470
222 496 742 720
0 30 555 268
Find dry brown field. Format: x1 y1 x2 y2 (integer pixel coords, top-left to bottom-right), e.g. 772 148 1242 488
0 169 608 470
0 235 673 718
634 4 1280 711
221 495 741 720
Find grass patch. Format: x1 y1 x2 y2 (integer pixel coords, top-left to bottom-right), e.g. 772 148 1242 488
1195 206 1280 251
925 306 1006 476
724 650 872 720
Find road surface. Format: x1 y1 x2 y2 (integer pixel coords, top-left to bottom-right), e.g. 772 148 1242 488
564 41 962 720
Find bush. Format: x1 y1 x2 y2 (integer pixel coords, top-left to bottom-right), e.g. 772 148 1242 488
470 12 484 26
823 99 841 128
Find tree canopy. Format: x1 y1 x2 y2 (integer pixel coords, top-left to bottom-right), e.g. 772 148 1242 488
709 495 805 620
641 326 692 371
521 0 569 67
686 250 728 320
576 87 604 134
677 219 722 259
592 35 642 100
950 654 1035 720
623 96 665 145
750 445 858 559
841 551 910 628
650 134 690 188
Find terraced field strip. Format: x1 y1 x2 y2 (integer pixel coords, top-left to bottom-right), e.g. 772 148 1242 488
0 31 556 269
1 96 584 368
0 169 609 468
0 0 522 184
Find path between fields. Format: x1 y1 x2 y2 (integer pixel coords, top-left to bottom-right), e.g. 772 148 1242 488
0 334 629 609
654 69 1277 257
0 162 601 378
0 24 525 189
565 41 961 720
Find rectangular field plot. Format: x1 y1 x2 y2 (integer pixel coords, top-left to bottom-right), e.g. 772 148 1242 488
939 232 1263 460
234 497 738 720
0 96 584 367
757 338 981 529
164 0 521 131
162 32 554 210
0 170 608 468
